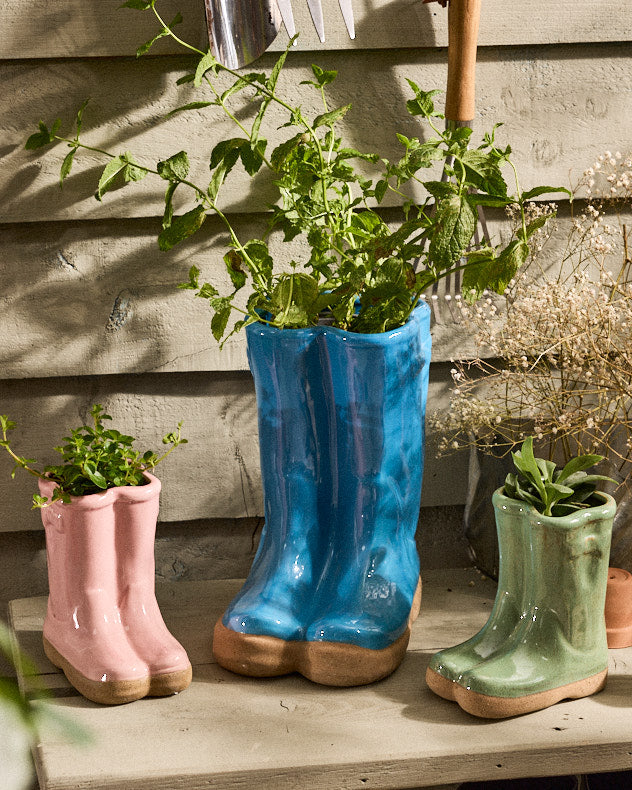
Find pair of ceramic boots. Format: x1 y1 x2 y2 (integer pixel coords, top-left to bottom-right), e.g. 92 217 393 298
40 474 192 705
213 305 432 686
426 488 617 718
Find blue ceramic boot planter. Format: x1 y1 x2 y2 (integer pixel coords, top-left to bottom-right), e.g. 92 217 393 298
213 302 431 685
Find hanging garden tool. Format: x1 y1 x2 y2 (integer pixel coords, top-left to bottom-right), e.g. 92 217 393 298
204 0 355 68
203 0 283 69
422 0 490 322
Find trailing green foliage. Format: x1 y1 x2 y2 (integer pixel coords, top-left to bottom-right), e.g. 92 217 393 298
0 405 187 507
503 437 616 517
26 1 570 340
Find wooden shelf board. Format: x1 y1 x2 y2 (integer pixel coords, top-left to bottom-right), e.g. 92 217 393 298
9 569 632 789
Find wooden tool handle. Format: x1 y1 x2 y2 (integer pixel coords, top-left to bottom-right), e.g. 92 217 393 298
445 0 482 123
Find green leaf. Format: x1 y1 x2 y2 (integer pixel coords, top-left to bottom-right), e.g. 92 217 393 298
25 119 60 150
405 82 442 118
96 155 127 199
157 150 190 181
470 195 513 208
313 104 352 129
158 206 206 251
74 98 90 136
462 238 529 303
428 194 477 270
557 454 605 483
162 181 178 229
310 64 337 86
136 12 182 57
525 214 553 238
207 139 246 201
240 139 267 176
374 179 388 203
424 180 459 201
60 147 76 186
119 0 153 9
122 153 146 183
194 51 218 87
270 133 304 171
460 149 508 197
220 72 266 102
266 46 289 95
211 303 231 341
224 250 247 290
515 437 546 495
82 465 108 489
522 185 572 201
166 101 215 118
210 138 246 170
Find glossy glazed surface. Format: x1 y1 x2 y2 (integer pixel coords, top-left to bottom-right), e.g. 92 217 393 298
429 487 530 683
221 303 431 651
40 473 191 690
457 490 616 699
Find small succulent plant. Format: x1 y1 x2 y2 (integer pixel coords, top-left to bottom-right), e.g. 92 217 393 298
503 436 616 517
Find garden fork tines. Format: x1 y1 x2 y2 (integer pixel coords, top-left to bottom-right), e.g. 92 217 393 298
204 0 355 70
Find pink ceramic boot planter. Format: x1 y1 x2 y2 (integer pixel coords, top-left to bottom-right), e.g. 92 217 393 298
114 473 192 696
40 473 191 705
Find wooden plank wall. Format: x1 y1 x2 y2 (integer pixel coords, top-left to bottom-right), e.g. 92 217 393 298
1 0 631 533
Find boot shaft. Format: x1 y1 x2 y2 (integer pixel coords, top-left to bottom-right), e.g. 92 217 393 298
40 474 161 621
494 489 616 652
246 303 432 546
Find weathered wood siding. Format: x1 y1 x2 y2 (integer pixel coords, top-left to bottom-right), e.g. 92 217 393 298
0 0 630 533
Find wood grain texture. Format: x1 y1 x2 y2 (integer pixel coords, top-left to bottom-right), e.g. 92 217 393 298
10 569 632 790
0 209 522 380
0 367 470 531
4 205 630 381
0 0 629 59
3 45 631 224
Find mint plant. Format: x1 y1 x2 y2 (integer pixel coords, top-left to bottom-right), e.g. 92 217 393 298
503 437 616 517
25 0 569 340
0 404 187 507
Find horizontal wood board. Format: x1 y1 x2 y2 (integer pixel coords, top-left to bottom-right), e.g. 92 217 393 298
0 366 469 530
0 0 630 59
0 210 510 379
2 44 631 225
3 205 630 380
10 569 632 790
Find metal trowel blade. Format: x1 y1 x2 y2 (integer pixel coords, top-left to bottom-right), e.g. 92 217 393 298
204 0 282 70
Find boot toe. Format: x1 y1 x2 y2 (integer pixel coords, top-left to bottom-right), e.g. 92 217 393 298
305 613 404 651
223 603 306 641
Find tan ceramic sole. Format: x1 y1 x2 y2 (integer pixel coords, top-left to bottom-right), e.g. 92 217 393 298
147 664 193 697
451 668 608 719
43 637 151 705
213 578 422 687
425 666 459 701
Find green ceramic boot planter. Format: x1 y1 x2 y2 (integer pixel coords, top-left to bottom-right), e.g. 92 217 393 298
425 489 531 700
451 489 616 718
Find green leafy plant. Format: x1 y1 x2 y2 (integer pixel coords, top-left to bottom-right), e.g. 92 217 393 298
0 404 187 507
503 437 616 517
25 1 569 340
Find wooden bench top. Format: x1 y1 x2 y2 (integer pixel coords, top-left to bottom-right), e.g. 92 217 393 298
9 569 632 790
